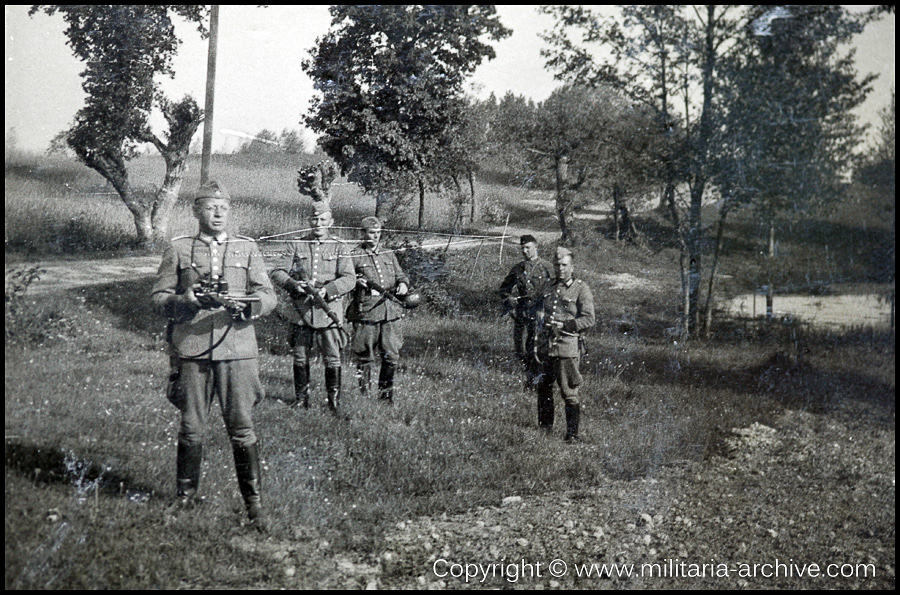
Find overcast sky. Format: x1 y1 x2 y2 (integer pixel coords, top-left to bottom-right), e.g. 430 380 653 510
5 5 895 154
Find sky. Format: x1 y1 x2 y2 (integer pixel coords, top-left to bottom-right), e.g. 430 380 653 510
5 5 895 155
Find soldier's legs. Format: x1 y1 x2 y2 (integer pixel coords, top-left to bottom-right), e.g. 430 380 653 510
512 319 530 390
289 325 313 408
319 327 345 412
523 322 541 391
174 360 216 504
212 359 266 528
352 323 377 398
556 357 583 441
378 321 403 402
536 358 556 431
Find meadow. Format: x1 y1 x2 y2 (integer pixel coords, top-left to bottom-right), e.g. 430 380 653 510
5 152 894 588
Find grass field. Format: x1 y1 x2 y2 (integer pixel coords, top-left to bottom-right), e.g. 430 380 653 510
5 153 895 588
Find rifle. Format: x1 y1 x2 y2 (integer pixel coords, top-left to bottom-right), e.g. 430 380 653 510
358 276 421 309
288 274 348 332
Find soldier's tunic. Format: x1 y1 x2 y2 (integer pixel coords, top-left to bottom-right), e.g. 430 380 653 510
270 235 355 367
346 244 410 365
151 233 276 447
536 277 595 414
498 257 554 385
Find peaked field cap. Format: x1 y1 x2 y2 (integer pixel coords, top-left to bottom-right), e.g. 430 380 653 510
555 246 574 261
310 201 332 216
520 234 537 245
195 180 230 201
361 216 382 229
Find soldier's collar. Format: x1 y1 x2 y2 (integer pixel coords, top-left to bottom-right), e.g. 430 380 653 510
558 277 574 288
198 231 228 244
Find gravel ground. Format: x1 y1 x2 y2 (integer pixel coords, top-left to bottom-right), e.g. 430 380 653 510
228 408 893 589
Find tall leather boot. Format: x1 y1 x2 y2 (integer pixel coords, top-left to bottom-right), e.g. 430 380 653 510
176 441 203 507
233 441 266 531
293 363 310 409
564 403 581 442
357 364 372 398
325 366 342 413
378 361 396 403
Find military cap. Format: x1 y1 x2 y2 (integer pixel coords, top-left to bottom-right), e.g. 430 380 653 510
520 234 537 245
310 201 332 217
194 180 230 201
555 246 574 262
361 216 382 230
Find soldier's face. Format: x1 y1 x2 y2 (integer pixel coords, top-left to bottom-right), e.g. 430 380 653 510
194 198 230 236
522 242 538 260
555 255 574 282
309 211 333 239
363 226 382 247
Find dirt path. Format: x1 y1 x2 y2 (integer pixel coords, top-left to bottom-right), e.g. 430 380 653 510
9 256 161 295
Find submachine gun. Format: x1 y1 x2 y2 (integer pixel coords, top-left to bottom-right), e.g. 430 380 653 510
287 274 350 335
358 276 422 309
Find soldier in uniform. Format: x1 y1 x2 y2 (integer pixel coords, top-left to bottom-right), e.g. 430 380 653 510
270 203 355 413
498 235 554 391
151 180 277 529
535 247 595 442
347 216 411 402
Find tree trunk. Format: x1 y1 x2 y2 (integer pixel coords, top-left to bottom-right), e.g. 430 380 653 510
766 218 775 321
702 205 729 338
417 177 426 230
150 151 188 243
555 155 572 244
612 184 622 241
468 169 476 224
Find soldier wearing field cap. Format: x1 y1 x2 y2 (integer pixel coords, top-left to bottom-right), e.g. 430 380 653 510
151 180 277 530
535 246 595 442
347 216 411 402
270 202 355 413
498 234 554 391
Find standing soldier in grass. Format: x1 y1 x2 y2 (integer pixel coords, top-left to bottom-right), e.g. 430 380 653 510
270 202 355 413
498 235 554 391
535 247 595 442
347 216 412 403
151 180 277 530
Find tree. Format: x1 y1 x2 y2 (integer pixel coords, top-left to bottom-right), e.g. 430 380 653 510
714 6 875 323
30 5 207 247
303 5 510 227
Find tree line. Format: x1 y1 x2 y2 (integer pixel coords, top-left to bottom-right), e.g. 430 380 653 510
29 5 893 339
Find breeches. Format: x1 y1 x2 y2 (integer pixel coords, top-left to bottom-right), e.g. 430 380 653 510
290 324 345 368
352 320 403 365
177 358 263 448
537 356 583 406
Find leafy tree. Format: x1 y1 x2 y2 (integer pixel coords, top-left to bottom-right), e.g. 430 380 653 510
29 5 207 247
714 6 875 322
303 5 510 227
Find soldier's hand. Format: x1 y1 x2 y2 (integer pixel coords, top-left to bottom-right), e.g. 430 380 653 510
356 276 369 289
549 317 564 329
396 282 409 296
286 279 306 298
195 291 222 310
221 297 249 317
504 296 517 310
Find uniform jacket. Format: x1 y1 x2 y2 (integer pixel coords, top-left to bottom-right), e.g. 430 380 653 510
151 233 276 360
498 258 554 321
346 244 410 323
270 235 355 328
537 277 595 358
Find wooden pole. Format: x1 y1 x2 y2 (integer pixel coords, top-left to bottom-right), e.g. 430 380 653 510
200 5 219 184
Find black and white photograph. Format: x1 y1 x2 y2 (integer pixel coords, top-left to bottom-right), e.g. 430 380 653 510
5 5 895 589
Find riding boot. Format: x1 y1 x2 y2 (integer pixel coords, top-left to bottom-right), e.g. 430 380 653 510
232 441 266 531
357 364 372 398
564 403 581 442
176 442 203 507
325 366 342 413
293 363 310 409
378 361 396 403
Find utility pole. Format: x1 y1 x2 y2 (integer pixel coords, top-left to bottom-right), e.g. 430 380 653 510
200 5 219 184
